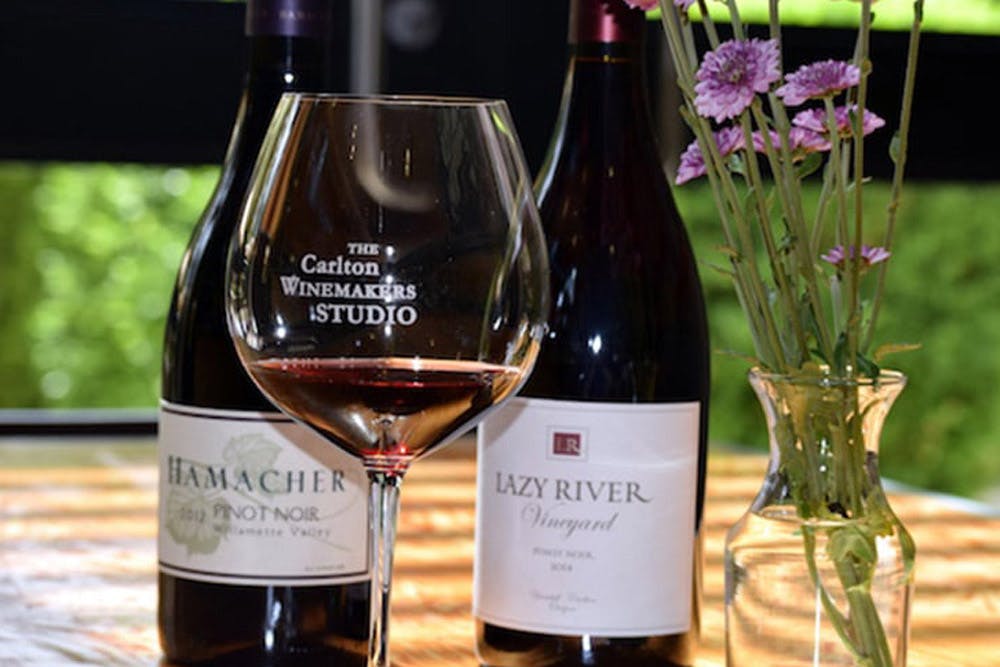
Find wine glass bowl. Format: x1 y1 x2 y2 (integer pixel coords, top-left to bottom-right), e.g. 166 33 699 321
226 94 547 666
229 95 546 463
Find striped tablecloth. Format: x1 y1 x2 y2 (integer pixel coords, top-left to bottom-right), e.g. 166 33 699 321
1 437 997 665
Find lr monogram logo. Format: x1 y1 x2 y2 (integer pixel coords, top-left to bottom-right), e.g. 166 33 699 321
546 426 587 461
552 431 583 457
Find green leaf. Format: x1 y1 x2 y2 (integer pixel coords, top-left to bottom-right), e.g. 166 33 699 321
796 152 825 179
856 353 881 379
889 131 902 164
828 525 878 568
706 263 735 279
715 348 760 365
873 342 922 363
833 332 848 372
742 188 757 221
800 295 829 365
778 231 797 256
765 188 777 216
845 176 873 192
716 244 742 260
846 107 862 140
728 153 746 176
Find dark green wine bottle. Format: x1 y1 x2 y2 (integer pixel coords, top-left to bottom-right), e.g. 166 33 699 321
474 1 709 665
158 2 368 664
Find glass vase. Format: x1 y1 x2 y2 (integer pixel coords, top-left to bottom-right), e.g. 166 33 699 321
725 369 915 667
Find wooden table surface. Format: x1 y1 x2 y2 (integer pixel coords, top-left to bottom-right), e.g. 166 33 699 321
1 436 998 666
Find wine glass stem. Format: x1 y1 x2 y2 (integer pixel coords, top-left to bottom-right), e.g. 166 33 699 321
366 469 404 667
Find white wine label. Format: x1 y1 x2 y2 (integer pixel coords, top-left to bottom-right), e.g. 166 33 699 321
158 402 369 586
474 397 699 637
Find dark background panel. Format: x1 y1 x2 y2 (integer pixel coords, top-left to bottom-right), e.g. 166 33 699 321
378 0 566 173
0 0 989 179
0 1 252 165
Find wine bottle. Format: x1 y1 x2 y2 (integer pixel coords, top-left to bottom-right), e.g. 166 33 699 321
473 1 709 666
157 2 369 664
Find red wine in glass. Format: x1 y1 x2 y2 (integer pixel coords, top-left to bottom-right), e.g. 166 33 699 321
251 357 526 460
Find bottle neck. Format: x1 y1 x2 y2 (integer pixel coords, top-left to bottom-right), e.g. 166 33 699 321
563 0 648 104
224 0 333 171
239 35 330 136
246 0 332 39
540 0 653 174
569 0 645 45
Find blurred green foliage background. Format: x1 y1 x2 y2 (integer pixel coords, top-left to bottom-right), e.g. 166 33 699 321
0 163 998 503
0 163 215 408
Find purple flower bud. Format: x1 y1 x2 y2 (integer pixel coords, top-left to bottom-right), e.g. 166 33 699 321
821 245 891 271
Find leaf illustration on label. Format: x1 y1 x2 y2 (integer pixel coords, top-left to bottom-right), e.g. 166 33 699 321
165 486 229 556
222 433 283 497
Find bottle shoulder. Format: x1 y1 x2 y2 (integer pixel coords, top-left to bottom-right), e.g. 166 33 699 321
536 144 702 294
161 166 271 410
529 88 709 402
528 190 708 401
165 168 246 335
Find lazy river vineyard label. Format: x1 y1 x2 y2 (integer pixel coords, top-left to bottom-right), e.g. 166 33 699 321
474 397 699 637
158 403 369 586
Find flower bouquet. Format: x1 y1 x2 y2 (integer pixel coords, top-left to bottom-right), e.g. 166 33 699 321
625 0 925 664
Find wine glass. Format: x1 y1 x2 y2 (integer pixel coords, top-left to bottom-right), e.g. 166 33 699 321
226 94 548 667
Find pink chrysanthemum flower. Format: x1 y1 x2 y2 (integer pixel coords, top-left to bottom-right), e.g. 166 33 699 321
821 244 891 271
676 126 745 185
789 126 832 153
752 127 830 158
792 105 886 138
776 60 861 106
622 0 659 9
751 129 780 153
694 39 782 122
